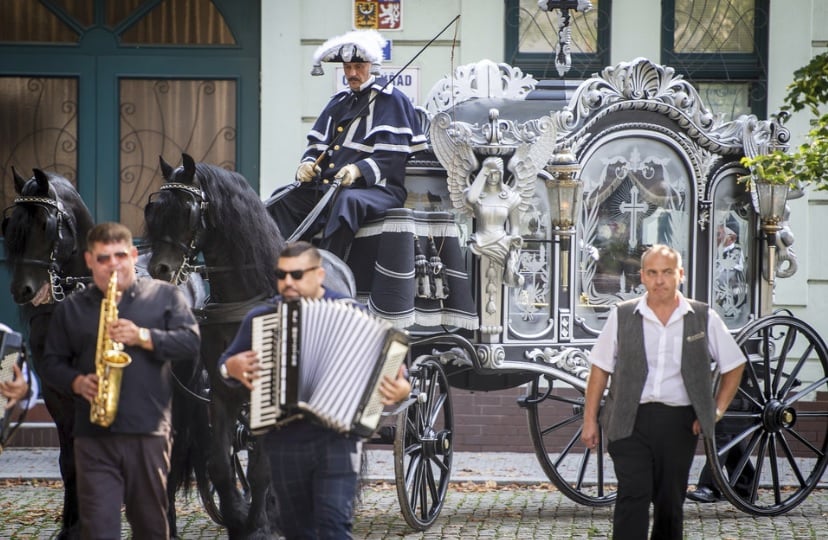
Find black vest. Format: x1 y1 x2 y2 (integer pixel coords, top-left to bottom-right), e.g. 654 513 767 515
599 298 716 442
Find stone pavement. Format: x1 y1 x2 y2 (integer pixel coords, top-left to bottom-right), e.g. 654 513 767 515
1 448 827 539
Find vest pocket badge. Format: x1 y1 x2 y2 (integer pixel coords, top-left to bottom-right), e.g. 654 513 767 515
686 331 706 342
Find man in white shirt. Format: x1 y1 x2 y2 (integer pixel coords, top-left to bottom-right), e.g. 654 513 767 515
581 244 745 539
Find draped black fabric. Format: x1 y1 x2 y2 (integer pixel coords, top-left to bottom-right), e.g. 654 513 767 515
347 209 478 330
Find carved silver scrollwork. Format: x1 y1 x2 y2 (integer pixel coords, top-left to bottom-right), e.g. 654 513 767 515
525 346 591 389
422 59 538 115
477 344 506 369
429 347 474 368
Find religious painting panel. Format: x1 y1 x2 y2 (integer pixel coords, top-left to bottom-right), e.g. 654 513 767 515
574 130 694 335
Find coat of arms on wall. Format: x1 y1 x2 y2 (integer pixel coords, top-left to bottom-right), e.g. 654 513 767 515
353 0 402 31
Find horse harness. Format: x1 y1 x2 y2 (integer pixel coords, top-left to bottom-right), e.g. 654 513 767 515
2 195 89 302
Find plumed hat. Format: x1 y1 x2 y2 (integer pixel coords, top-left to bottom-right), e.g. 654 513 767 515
311 29 386 76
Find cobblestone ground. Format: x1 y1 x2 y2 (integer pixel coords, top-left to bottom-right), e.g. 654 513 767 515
1 480 825 539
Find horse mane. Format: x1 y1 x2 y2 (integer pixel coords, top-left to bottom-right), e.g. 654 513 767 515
193 162 283 296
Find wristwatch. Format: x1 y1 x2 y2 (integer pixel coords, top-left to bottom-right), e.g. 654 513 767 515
138 327 151 345
715 408 724 422
219 362 230 380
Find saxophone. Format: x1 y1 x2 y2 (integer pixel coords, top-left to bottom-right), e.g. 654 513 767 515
90 271 133 427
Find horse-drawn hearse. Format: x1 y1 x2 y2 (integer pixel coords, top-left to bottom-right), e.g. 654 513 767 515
347 56 826 528
4 55 827 536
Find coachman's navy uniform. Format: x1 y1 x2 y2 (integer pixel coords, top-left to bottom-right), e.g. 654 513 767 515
268 78 427 259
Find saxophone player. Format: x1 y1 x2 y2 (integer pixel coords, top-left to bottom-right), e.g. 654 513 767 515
40 222 200 540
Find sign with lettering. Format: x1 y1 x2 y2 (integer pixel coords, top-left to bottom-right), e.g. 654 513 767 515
335 66 420 104
353 0 403 31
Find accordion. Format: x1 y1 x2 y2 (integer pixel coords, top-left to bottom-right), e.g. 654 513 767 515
249 298 409 437
0 329 24 435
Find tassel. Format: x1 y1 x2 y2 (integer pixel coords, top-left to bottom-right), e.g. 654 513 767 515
414 235 431 299
427 236 449 299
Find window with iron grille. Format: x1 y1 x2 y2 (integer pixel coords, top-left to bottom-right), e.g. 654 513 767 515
504 0 611 80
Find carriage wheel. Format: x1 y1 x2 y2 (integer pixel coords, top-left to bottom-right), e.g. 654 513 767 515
197 420 251 525
705 315 828 516
523 375 616 506
394 358 454 531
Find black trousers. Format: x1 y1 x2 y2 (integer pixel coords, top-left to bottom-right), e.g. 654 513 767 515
608 403 697 540
75 434 171 540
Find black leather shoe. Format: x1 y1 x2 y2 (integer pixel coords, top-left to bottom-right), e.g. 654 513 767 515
686 486 721 503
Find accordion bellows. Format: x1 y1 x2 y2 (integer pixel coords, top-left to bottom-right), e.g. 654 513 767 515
250 298 408 437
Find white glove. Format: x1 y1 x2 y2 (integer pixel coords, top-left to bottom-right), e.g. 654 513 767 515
296 162 320 182
334 164 361 186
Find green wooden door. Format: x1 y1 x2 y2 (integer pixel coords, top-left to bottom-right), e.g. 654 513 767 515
0 0 260 333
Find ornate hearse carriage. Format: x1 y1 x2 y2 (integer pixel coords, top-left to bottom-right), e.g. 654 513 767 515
350 56 828 529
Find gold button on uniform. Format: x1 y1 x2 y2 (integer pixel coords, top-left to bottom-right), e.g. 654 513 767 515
336 126 344 133
328 163 335 168
333 145 340 150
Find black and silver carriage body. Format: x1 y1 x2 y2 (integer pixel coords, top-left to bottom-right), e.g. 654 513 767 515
363 57 827 529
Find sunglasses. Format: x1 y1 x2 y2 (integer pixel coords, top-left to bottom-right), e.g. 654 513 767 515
275 266 319 280
95 251 130 264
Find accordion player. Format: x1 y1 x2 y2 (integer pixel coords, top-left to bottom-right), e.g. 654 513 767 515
249 297 408 438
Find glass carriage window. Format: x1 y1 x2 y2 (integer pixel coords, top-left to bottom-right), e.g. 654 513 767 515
507 177 555 340
574 133 693 334
662 0 768 118
119 78 236 234
0 77 78 210
710 173 754 329
504 0 611 79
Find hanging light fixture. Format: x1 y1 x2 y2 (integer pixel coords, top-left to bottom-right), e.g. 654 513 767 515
537 0 594 76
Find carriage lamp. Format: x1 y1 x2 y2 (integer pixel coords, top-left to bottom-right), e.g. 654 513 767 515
544 147 583 237
754 181 789 288
544 147 583 291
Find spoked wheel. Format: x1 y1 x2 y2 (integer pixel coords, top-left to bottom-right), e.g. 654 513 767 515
522 374 616 506
706 315 828 516
197 419 251 525
394 358 454 531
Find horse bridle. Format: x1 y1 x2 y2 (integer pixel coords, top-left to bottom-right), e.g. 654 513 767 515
153 182 210 285
152 182 256 286
2 195 88 302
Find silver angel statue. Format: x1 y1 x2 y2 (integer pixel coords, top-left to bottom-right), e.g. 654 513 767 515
430 109 556 290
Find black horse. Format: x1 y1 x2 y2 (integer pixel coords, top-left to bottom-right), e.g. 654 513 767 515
2 168 209 538
2 167 93 539
146 154 285 539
